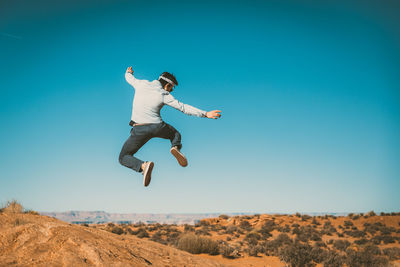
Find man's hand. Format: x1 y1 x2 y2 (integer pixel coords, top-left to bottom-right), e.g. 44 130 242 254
126 66 133 74
206 110 222 119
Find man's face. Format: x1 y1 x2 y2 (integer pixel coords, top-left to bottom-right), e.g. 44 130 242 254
165 83 174 92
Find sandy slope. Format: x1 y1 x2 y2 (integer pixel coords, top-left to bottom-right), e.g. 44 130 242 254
0 212 224 267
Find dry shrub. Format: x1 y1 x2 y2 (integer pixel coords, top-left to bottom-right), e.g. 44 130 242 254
111 226 124 235
263 233 293 256
278 241 313 267
239 220 252 231
354 238 369 245
343 229 366 238
184 224 194 232
247 244 264 257
333 240 350 251
301 214 311 221
323 250 346 267
220 244 241 258
366 210 376 217
346 245 388 267
343 220 353 227
195 220 210 227
195 226 211 236
1 200 24 213
225 225 237 234
245 231 261 241
177 234 219 255
219 214 229 220
310 246 328 263
24 210 39 215
383 247 400 260
262 220 276 232
135 228 149 238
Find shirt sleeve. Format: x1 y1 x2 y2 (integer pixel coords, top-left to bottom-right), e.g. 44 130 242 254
163 93 207 118
125 72 143 89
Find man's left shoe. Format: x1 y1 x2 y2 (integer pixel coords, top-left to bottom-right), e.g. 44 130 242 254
142 161 154 187
170 146 188 167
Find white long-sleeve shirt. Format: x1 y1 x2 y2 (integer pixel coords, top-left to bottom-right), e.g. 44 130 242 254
125 73 207 124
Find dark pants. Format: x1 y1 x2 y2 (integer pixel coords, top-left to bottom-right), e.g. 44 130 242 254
119 122 182 172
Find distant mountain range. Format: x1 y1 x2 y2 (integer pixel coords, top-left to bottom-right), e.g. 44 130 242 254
40 211 349 225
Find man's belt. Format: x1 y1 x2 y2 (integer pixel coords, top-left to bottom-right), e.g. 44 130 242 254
129 120 152 127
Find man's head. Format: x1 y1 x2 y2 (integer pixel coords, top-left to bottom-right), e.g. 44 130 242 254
159 72 178 92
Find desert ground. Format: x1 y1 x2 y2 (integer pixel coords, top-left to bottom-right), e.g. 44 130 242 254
1 202 400 266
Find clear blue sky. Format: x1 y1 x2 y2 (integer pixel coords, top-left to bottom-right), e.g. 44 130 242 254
1 0 399 213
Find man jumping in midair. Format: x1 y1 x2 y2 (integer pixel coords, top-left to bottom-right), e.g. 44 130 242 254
119 66 222 187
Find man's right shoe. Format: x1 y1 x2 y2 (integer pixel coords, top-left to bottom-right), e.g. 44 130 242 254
142 161 154 187
170 146 188 167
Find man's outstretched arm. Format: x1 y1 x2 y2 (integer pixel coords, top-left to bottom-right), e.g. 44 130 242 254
163 93 222 119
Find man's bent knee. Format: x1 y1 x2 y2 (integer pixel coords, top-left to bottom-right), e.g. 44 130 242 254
118 153 125 165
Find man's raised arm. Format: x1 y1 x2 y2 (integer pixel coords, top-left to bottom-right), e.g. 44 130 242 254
125 66 142 88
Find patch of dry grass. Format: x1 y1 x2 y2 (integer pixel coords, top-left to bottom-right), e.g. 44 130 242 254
177 233 220 255
1 200 24 214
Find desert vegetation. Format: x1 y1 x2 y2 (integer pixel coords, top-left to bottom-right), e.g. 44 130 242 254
0 200 40 226
2 202 399 266
95 212 400 266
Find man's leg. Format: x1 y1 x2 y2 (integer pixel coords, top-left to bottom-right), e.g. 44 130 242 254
156 122 182 149
119 127 151 172
156 122 187 167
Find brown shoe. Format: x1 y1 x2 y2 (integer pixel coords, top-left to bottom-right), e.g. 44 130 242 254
142 161 154 187
170 146 188 167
